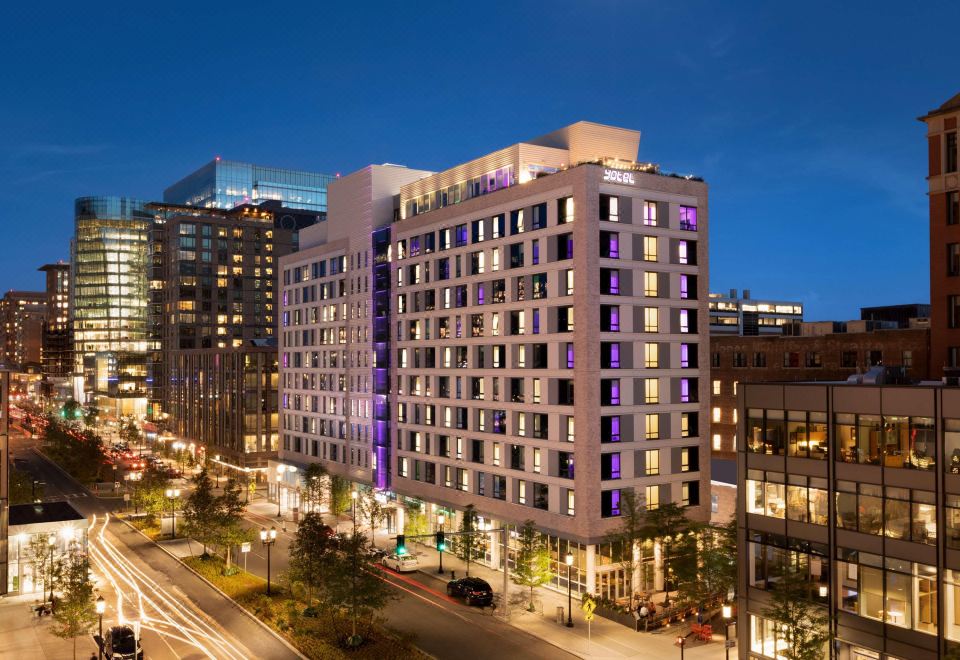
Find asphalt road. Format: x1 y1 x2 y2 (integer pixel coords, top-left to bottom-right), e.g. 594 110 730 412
11 429 301 660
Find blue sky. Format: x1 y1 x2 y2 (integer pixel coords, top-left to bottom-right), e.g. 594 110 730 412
1 1 956 320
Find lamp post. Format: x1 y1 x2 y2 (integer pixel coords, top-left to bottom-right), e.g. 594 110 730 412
260 527 277 595
350 491 359 646
214 455 220 488
46 534 55 604
565 552 574 628
437 513 445 574
96 595 106 659
677 634 686 660
723 604 733 660
165 488 180 538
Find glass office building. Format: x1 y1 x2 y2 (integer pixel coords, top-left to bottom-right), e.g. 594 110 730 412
72 196 151 416
163 159 334 213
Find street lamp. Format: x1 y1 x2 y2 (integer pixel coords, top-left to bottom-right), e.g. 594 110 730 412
437 513 445 574
96 595 106 660
565 552 574 628
351 489 359 537
677 635 686 660
260 527 277 595
165 488 180 538
723 604 733 660
46 534 55 604
214 455 221 488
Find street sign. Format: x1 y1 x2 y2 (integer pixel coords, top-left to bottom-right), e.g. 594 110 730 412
241 542 251 553
123 494 130 502
581 594 596 622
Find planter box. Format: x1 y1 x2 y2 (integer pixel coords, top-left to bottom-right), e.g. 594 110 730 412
596 604 640 631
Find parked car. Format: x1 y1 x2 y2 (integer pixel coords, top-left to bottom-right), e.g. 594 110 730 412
103 625 143 659
446 577 494 606
381 552 419 572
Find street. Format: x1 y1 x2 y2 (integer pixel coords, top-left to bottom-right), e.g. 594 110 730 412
11 427 300 659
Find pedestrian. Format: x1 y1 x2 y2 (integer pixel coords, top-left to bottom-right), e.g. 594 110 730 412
450 570 456 580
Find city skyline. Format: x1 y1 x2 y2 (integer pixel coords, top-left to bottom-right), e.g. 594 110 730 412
2 2 958 320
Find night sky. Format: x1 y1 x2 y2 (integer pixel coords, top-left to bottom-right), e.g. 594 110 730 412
1 1 957 321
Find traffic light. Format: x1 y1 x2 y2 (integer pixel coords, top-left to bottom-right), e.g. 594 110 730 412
396 534 406 556
436 531 445 552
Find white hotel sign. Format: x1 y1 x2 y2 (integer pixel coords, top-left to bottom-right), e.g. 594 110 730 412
602 169 635 185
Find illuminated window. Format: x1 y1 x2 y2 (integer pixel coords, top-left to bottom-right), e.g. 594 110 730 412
643 201 657 226
644 272 658 297
644 343 659 368
644 379 659 404
643 236 657 261
713 434 722 450
713 407 721 423
645 485 659 510
645 414 659 439
645 450 659 475
644 307 659 332
713 380 721 395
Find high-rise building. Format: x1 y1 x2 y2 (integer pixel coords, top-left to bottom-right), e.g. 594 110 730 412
163 159 335 214
277 122 710 599
145 203 295 467
708 289 803 336
736 379 960 660
71 196 152 416
38 262 72 387
922 91 960 375
0 291 46 369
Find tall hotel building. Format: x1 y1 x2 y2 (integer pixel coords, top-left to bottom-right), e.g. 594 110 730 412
278 122 709 598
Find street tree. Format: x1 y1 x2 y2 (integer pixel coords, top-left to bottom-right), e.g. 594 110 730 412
677 518 737 605
120 419 140 448
132 464 171 520
50 547 97 660
454 504 481 576
302 463 327 514
762 566 830 660
29 534 62 602
328 474 352 518
10 465 43 504
604 489 645 605
403 500 428 541
640 501 693 605
288 512 339 603
356 489 385 547
320 532 393 646
181 468 219 555
214 478 254 572
512 520 552 611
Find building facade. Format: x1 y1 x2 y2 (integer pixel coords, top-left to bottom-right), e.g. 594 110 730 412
163 159 335 214
737 380 960 660
145 203 293 424
709 289 803 336
861 304 930 329
38 262 72 388
711 324 930 459
922 91 960 376
0 291 46 370
71 196 151 416
167 344 279 469
278 122 711 600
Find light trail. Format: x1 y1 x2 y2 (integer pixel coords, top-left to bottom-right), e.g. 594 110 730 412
88 513 251 660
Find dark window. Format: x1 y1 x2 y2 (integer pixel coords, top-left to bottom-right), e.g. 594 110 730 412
558 379 575 405
949 244 960 276
492 214 505 238
471 439 484 463
599 194 619 222
866 350 883 366
510 243 524 268
601 489 622 517
532 203 548 229
601 268 620 295
558 306 574 332
783 352 800 368
950 192 960 226
600 305 620 332
510 209 525 235
601 415 621 442
601 453 621 480
510 444 525 470
753 352 767 368
601 342 621 368
556 233 573 260
455 224 468 247
600 231 620 258
492 475 506 500
533 483 549 510
682 481 700 507
948 132 958 173
805 352 822 368
600 379 621 405
733 352 746 367
712 352 720 368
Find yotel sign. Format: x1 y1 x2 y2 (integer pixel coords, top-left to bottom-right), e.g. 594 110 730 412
603 169 635 185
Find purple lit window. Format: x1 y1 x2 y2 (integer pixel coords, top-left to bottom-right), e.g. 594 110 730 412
611 490 621 516
566 343 575 368
610 306 620 331
282 393 289 408
680 206 697 231
680 344 690 368
493 410 506 434
532 309 540 334
609 270 620 295
532 239 540 265
610 343 620 368
282 352 289 368
611 380 620 405
680 378 691 403
678 240 690 265
410 236 421 256
610 416 621 442
680 309 690 333
609 234 619 258
477 284 485 305
610 454 621 479
283 291 289 306
679 274 689 299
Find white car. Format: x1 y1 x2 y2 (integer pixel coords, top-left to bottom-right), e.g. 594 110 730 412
382 553 419 573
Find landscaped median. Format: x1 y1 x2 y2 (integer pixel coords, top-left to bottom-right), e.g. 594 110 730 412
182 554 426 660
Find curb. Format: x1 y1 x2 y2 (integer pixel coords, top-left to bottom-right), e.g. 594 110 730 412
118 516 309 660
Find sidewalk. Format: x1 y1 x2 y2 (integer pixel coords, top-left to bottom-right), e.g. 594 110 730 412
0 592 99 659
402 538 728 660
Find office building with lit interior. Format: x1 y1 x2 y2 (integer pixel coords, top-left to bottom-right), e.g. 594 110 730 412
71 197 151 416
277 122 710 599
